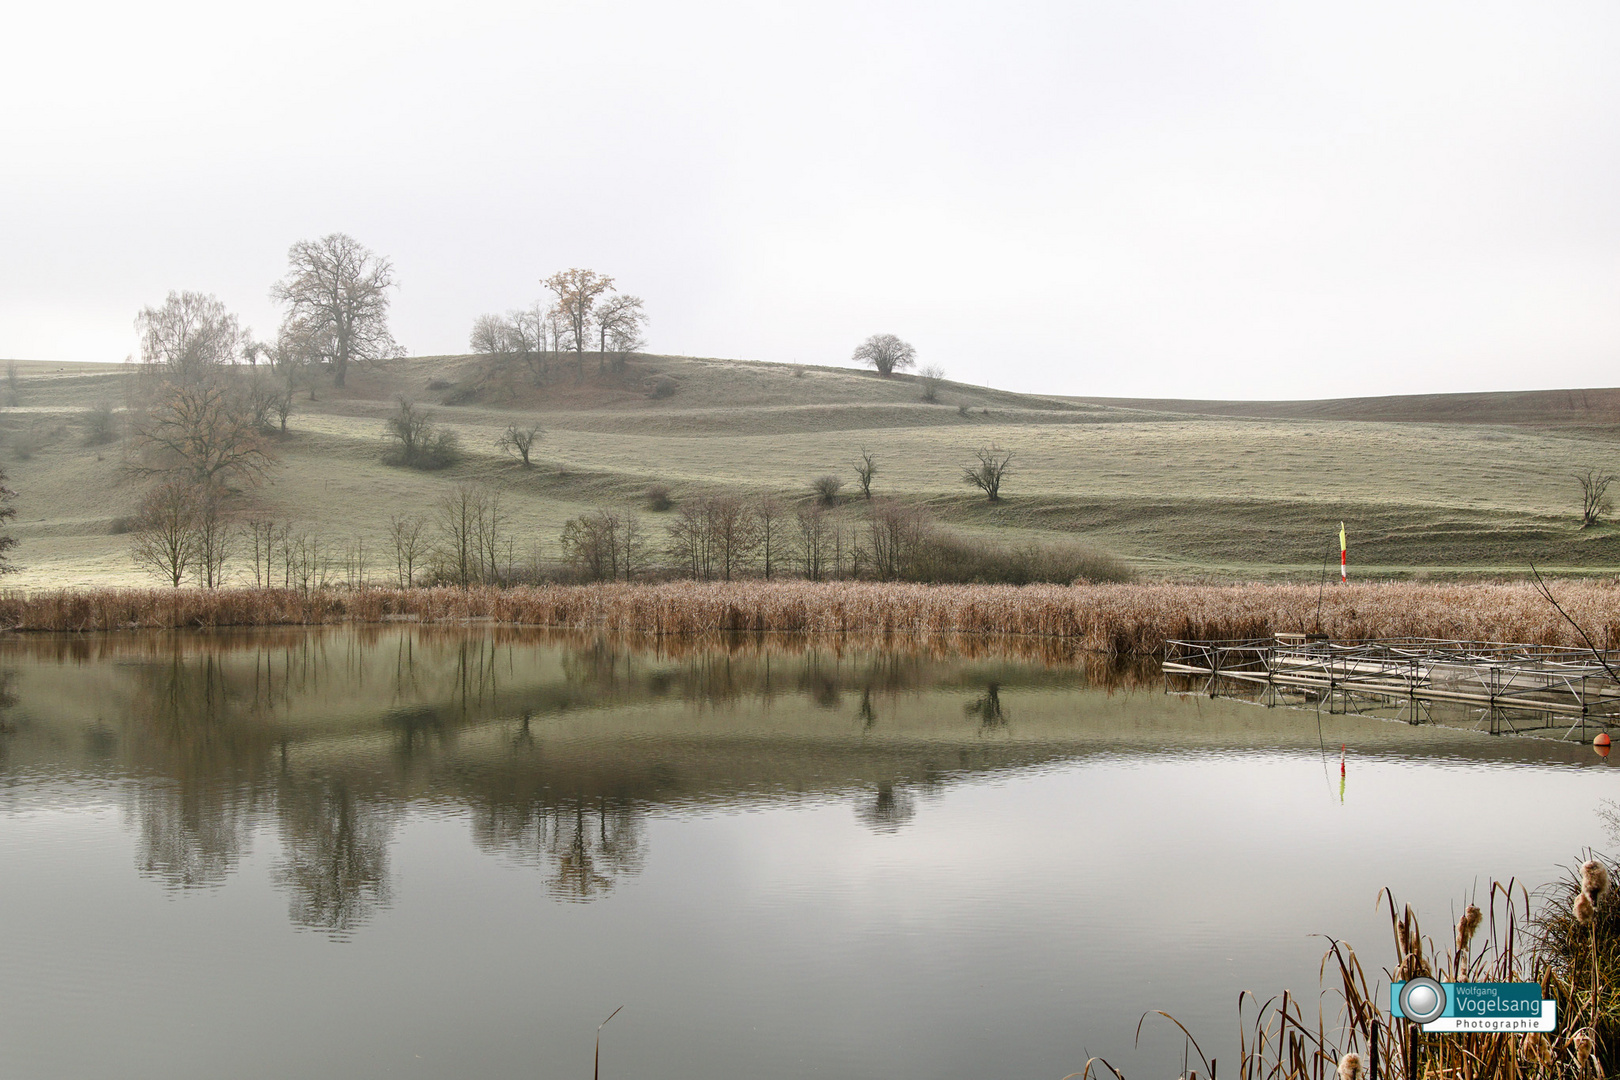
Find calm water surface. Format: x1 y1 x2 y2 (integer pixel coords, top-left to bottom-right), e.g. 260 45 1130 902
0 628 1613 1079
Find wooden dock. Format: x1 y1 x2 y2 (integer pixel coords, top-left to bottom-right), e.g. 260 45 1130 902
1162 635 1620 739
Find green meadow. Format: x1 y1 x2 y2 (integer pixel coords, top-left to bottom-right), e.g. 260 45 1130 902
3 353 1619 586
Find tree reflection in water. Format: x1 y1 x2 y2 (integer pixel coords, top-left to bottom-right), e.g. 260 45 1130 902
271 778 394 937
856 782 916 832
471 797 644 902
0 627 1124 931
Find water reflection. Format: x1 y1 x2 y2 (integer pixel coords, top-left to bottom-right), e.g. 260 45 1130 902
272 777 394 936
0 627 1600 938
0 629 1146 928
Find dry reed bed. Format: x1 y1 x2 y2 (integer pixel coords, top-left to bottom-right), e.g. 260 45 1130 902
3 581 1618 655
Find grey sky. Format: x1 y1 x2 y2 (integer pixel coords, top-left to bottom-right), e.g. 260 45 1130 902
3 1 1616 399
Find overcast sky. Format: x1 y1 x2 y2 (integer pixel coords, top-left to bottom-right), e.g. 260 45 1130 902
2 1 1616 399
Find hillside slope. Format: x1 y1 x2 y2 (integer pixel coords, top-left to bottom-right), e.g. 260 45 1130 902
2 354 1618 586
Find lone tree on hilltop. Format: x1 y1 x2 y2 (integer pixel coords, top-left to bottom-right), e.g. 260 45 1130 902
963 445 1013 502
1575 467 1616 527
852 333 916 377
271 234 401 389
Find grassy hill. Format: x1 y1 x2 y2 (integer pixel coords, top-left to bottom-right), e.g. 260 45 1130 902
2 353 1619 586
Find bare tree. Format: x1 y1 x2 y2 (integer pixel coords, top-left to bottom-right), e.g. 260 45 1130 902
795 504 832 581
963 445 1013 502
243 519 284 587
130 479 201 586
867 501 929 581
135 292 244 381
918 364 946 403
708 496 760 581
595 293 647 371
666 501 716 580
469 314 509 356
190 486 232 588
435 484 500 587
852 333 917 378
129 372 274 486
561 508 643 582
271 234 400 388
854 450 877 499
757 495 784 580
387 513 427 587
497 422 543 467
543 269 616 375
1575 468 1616 527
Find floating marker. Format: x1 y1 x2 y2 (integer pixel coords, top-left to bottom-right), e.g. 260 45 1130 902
1597 732 1611 758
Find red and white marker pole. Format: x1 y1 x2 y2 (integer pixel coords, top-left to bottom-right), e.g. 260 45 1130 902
1339 522 1347 583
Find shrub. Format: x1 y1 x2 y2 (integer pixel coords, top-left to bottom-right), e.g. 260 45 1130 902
646 484 673 512
441 384 479 406
905 531 1135 585
383 399 461 470
647 375 678 399
426 378 452 391
811 475 844 505
84 402 118 446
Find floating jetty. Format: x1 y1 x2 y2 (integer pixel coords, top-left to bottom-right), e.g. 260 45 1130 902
1162 635 1620 740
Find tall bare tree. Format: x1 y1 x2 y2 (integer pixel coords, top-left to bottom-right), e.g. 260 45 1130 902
757 495 784 580
963 445 1013 502
708 496 760 581
852 333 917 377
191 486 232 588
271 234 400 388
387 514 427 587
136 292 244 381
542 269 616 374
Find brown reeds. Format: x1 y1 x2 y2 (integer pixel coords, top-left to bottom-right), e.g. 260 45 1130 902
2 580 1620 656
1081 856 1619 1080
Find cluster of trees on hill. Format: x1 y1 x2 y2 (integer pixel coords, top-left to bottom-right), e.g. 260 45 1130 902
468 268 647 382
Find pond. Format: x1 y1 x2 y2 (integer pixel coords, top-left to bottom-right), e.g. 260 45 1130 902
0 627 1612 1080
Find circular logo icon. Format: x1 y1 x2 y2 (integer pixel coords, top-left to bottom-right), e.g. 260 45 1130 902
1399 977 1447 1024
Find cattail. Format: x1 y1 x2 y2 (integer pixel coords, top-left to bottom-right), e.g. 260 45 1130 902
1572 1029 1595 1065
1575 891 1597 926
1337 1053 1363 1080
1581 859 1610 901
1456 904 1483 954
1522 1032 1553 1067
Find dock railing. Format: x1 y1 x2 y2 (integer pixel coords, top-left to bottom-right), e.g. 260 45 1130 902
1163 635 1620 738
